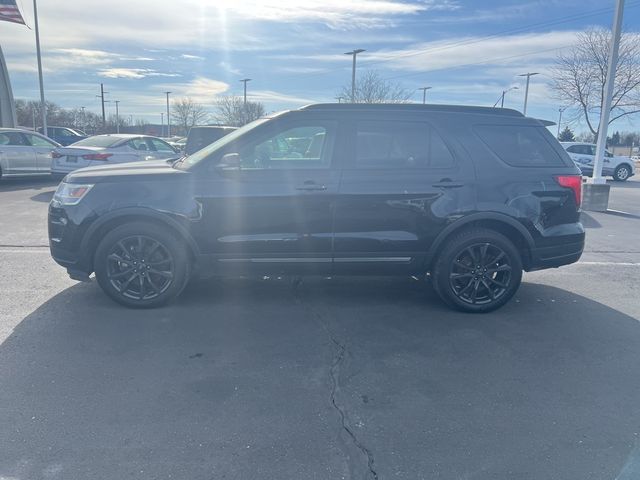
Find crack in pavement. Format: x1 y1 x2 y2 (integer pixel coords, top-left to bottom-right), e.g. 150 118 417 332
291 278 379 480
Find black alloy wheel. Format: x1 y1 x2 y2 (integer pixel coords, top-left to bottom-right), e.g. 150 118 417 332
449 243 512 305
95 222 190 308
432 228 523 313
106 235 174 301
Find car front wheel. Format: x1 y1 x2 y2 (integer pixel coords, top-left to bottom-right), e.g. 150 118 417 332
94 222 190 308
432 228 523 313
613 164 631 181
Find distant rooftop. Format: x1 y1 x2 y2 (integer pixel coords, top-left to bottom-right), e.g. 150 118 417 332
299 103 524 117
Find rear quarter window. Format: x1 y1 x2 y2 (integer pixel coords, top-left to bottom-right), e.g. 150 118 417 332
475 125 565 167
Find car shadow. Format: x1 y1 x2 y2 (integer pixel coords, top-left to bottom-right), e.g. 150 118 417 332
607 178 640 189
0 277 639 479
30 191 55 203
580 211 602 228
0 176 58 192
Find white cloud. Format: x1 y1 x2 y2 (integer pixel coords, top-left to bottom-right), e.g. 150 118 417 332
181 54 204 60
154 76 231 105
98 68 181 79
363 31 578 73
277 30 579 75
219 61 242 76
249 90 318 105
213 0 457 28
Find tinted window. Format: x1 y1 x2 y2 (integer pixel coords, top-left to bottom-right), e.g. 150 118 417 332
149 138 175 152
72 136 121 147
475 125 564 167
185 127 235 155
354 121 454 169
0 132 28 146
566 145 581 154
26 134 57 147
181 118 269 168
128 138 149 151
238 124 333 169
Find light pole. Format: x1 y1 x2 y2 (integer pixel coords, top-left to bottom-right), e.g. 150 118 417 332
239 78 251 124
80 106 85 132
557 107 566 137
518 72 539 116
97 83 108 129
344 49 365 102
164 91 171 137
160 112 164 137
494 86 519 108
114 100 120 133
33 0 47 134
418 86 432 104
239 78 251 106
592 0 625 186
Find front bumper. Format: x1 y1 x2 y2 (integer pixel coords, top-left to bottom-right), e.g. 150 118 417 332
49 203 93 279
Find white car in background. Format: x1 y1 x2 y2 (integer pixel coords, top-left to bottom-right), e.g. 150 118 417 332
51 134 179 177
0 128 60 178
560 142 636 181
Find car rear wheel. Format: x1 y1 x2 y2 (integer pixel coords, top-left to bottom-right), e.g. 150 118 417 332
432 228 523 313
94 222 190 308
613 164 631 181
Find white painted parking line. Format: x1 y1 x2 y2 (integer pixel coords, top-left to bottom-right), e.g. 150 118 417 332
578 261 640 266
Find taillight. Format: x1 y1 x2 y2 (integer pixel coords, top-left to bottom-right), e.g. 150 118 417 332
555 175 582 208
51 151 63 158
82 153 113 161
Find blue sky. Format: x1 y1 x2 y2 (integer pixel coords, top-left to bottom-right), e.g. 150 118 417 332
1 0 639 133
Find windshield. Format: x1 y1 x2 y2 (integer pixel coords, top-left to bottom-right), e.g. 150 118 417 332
180 118 270 168
69 136 122 148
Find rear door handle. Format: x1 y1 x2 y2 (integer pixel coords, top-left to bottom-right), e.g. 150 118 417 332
296 181 327 191
432 180 464 188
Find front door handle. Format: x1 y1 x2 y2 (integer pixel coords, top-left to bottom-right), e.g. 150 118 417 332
296 181 327 191
432 179 464 188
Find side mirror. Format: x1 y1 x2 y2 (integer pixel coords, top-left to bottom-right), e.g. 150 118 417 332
217 152 242 170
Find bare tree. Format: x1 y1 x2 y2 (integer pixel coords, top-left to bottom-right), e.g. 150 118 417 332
214 96 266 127
550 28 640 137
337 70 412 104
171 97 209 134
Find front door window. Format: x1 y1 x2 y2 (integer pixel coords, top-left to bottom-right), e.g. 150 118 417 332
238 125 332 170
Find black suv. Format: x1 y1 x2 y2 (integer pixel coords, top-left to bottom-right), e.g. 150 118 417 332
49 104 584 312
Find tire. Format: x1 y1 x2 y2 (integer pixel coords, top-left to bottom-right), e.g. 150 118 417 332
432 228 523 313
613 164 631 182
94 222 191 308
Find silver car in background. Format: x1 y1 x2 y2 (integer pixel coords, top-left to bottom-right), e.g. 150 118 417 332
560 142 636 181
0 128 60 179
51 134 179 176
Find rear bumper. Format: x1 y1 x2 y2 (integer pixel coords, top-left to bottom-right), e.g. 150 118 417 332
528 241 584 271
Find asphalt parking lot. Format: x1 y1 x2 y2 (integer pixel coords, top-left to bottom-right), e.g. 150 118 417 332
0 177 639 480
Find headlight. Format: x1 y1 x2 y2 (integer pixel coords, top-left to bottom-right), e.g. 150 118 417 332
53 182 94 205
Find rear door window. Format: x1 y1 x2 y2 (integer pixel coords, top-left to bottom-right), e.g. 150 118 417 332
149 138 175 153
0 132 29 146
128 138 150 151
475 125 565 167
26 134 57 147
354 120 455 169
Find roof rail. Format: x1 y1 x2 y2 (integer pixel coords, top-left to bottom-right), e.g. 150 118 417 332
299 103 524 117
